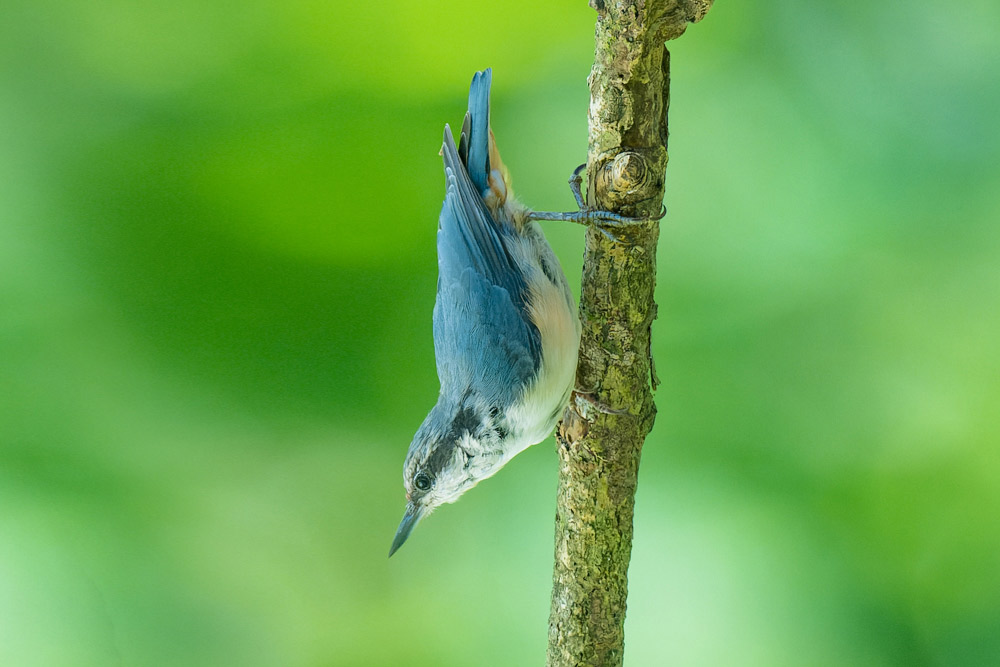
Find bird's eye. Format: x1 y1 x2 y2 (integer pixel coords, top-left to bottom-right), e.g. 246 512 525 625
414 472 432 491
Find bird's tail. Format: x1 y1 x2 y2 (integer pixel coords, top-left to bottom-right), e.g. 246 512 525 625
459 68 492 196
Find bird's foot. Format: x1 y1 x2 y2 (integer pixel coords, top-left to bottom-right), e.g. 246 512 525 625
527 164 665 241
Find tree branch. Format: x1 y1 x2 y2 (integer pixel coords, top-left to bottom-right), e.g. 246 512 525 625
547 2 713 665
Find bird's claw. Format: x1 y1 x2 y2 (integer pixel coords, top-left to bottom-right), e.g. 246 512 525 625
527 164 665 242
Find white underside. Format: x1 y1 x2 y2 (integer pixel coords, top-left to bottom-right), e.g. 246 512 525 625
501 229 582 459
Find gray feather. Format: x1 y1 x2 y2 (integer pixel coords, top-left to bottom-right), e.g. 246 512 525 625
435 131 541 405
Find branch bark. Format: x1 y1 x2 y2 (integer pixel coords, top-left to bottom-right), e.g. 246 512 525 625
547 2 713 665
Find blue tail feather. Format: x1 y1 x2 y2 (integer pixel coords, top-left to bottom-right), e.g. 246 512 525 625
465 68 492 196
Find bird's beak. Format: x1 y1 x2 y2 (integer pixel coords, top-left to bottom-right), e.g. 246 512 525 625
388 502 423 557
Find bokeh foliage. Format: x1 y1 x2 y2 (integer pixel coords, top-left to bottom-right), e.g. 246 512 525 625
2 0 998 665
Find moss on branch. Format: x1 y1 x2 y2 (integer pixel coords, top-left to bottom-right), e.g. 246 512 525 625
546 2 713 665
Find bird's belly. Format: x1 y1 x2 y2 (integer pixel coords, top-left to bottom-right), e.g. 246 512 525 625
502 252 582 457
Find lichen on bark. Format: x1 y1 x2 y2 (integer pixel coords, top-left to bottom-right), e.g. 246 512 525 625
546 2 713 666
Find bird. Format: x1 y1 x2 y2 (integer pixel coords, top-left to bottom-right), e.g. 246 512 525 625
389 69 656 557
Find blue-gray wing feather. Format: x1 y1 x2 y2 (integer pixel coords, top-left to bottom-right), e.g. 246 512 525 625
434 129 541 406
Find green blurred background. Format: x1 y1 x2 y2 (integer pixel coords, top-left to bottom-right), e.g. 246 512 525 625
2 0 998 665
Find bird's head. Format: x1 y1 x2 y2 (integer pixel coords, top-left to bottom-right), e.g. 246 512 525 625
389 400 509 556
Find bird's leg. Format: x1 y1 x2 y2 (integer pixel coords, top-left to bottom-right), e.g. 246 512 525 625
527 164 665 241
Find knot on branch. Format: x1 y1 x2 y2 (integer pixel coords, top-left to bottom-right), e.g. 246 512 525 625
648 0 716 41
688 0 714 22
609 151 648 195
593 149 664 214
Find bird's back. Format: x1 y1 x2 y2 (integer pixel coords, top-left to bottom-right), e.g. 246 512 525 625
434 70 542 409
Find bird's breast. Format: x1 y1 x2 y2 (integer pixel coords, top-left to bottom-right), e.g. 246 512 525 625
500 229 582 455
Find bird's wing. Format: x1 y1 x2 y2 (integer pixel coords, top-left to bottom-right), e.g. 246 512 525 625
434 128 541 405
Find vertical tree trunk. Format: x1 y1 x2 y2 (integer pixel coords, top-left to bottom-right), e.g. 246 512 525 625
546 2 713 665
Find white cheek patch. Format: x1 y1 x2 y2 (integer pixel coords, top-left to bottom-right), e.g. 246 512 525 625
432 432 504 506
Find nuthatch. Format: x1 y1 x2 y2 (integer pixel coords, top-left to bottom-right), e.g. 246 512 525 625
389 69 658 557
